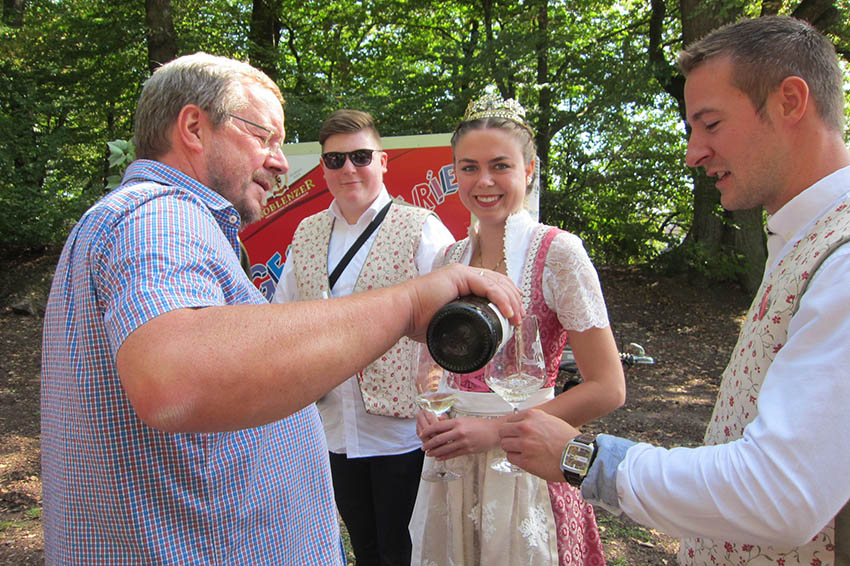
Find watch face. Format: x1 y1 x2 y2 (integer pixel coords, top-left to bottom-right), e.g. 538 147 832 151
562 443 593 475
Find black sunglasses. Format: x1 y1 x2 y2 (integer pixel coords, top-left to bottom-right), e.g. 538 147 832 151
321 149 378 170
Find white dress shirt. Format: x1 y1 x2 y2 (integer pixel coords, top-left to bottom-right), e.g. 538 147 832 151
273 187 455 457
586 165 850 546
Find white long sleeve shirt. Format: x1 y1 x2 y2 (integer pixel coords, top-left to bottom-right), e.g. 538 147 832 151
584 165 850 546
272 187 455 457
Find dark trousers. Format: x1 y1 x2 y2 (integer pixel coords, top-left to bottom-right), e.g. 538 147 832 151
329 449 425 566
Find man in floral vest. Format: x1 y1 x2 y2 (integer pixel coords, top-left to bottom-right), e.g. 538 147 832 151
500 16 850 566
272 109 454 566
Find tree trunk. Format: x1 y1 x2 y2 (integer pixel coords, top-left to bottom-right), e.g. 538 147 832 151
534 0 552 196
671 0 842 294
678 0 742 271
250 0 280 82
792 0 841 30
144 0 178 74
2 0 24 27
646 0 768 293
683 170 723 259
760 0 783 16
728 208 767 292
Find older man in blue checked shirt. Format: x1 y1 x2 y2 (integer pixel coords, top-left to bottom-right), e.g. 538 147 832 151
41 52 522 565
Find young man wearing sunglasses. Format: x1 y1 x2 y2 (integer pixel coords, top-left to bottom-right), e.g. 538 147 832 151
272 109 455 566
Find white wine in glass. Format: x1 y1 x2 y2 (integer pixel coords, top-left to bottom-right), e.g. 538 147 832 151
417 391 457 415
414 344 461 482
484 314 546 474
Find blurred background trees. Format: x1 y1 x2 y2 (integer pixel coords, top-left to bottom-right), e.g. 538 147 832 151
2 0 848 293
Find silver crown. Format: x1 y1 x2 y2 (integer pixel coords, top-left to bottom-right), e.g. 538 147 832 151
463 85 527 124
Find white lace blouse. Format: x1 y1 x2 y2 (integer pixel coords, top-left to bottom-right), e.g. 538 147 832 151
444 209 609 332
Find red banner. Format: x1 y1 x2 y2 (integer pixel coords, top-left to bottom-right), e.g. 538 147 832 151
240 133 471 301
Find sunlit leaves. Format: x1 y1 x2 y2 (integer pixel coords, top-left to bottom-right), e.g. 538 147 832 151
2 0 848 266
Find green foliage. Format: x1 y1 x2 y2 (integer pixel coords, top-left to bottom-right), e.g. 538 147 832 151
597 512 654 543
1 0 848 277
0 507 41 534
0 0 147 253
106 140 136 190
537 5 694 265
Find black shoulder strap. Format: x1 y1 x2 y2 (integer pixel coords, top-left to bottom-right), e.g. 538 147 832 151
328 200 392 290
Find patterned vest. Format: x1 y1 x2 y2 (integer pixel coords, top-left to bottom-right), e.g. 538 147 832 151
679 196 850 566
289 200 435 418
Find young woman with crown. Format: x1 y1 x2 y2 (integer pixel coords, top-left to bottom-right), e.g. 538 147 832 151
409 87 626 565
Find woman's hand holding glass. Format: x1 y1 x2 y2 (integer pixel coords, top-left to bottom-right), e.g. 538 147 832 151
418 413 502 459
414 345 462 482
484 314 546 474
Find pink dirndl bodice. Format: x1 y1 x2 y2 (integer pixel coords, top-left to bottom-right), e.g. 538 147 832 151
534 228 605 566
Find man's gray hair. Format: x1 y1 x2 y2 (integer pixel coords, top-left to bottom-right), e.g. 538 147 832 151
133 52 283 159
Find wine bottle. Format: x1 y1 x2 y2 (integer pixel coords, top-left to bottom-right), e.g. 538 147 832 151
426 295 513 373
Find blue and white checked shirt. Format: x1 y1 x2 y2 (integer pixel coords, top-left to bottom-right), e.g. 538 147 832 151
41 160 344 565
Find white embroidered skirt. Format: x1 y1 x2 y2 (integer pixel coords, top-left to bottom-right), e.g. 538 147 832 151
409 388 559 566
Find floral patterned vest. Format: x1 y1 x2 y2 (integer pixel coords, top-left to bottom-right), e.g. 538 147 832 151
679 197 850 566
289 200 435 418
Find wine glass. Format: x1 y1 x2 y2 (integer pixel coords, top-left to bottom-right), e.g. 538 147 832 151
414 344 461 482
484 314 546 474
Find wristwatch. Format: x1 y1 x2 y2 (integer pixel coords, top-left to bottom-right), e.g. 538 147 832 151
560 433 597 487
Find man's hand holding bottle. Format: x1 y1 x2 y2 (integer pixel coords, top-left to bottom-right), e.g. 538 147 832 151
404 263 523 344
